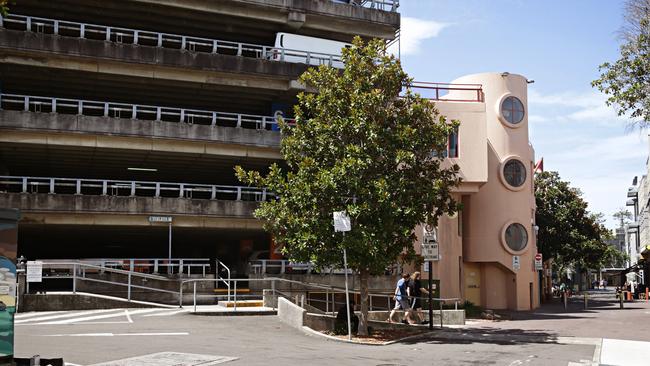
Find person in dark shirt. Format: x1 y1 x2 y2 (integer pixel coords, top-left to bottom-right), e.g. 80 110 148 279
408 271 430 324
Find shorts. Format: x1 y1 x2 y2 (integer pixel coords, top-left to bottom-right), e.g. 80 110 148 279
394 298 409 310
411 298 421 309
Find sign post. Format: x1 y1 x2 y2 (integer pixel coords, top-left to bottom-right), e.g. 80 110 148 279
534 253 543 271
422 226 439 330
333 211 352 340
149 216 173 274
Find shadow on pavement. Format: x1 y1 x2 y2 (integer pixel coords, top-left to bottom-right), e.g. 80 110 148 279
399 327 560 346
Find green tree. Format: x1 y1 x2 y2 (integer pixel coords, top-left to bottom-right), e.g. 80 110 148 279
535 172 625 275
236 37 460 335
592 0 650 129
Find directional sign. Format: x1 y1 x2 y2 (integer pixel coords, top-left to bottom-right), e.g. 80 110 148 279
333 211 351 232
512 256 521 271
534 253 543 271
149 216 172 223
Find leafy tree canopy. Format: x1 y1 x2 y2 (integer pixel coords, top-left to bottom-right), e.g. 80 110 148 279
535 171 625 271
592 0 650 129
236 37 460 334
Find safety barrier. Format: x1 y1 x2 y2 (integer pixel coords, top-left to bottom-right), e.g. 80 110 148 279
42 258 212 276
0 14 343 67
0 93 295 131
408 82 484 103
337 0 400 12
0 175 271 202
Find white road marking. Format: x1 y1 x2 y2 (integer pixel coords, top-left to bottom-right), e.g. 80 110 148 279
142 309 188 317
124 310 133 323
15 310 66 319
15 309 122 324
39 308 166 325
65 363 83 366
41 332 189 337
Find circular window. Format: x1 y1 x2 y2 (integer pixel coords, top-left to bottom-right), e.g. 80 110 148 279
503 159 527 188
505 223 528 252
501 96 525 124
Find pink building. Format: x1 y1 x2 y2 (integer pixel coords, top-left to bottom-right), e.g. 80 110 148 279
414 72 539 311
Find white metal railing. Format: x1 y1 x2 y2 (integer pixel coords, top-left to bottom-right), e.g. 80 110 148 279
1 14 344 67
42 258 212 276
0 93 295 131
347 0 400 12
248 260 314 275
0 176 272 202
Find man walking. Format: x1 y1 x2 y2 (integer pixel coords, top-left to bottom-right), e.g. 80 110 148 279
388 273 415 324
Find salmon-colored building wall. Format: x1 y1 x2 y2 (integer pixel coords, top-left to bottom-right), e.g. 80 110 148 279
416 72 539 311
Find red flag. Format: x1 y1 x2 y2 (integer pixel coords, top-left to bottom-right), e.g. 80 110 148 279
534 158 544 174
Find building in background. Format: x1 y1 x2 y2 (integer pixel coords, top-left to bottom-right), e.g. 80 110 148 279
413 73 540 311
0 1 540 310
625 140 650 286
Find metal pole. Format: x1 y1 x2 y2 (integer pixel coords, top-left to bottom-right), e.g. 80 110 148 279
168 222 173 275
127 271 132 301
428 260 433 330
193 282 197 313
73 263 77 294
234 280 238 312
343 246 352 340
439 299 443 328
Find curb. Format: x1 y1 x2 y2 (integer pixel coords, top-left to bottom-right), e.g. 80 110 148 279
300 325 438 346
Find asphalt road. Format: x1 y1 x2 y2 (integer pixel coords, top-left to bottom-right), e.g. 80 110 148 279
15 307 597 366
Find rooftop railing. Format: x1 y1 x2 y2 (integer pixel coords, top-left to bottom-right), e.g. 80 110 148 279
407 82 484 103
0 14 344 67
0 93 294 131
0 176 272 202
334 0 400 12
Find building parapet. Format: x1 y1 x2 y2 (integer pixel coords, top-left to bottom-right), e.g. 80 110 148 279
0 176 271 202
1 14 343 68
1 93 293 131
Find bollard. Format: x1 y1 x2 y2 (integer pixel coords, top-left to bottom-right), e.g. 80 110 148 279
646 287 649 303
584 292 588 309
563 291 568 310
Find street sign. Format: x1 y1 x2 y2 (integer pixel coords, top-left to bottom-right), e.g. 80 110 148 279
333 211 351 232
422 227 439 261
149 216 172 223
534 253 543 271
512 256 521 271
26 261 43 283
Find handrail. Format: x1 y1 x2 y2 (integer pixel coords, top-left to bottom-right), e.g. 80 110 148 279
407 81 484 103
0 175 272 202
42 258 212 276
0 14 344 67
215 259 231 303
352 0 400 12
0 93 295 131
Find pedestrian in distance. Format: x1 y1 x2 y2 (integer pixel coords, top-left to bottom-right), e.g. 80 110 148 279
408 272 430 324
388 273 416 324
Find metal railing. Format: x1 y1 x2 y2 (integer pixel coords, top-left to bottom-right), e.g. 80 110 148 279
42 258 212 276
1 14 344 67
0 93 295 131
0 175 272 202
335 0 399 12
25 261 179 302
248 260 314 275
407 82 484 103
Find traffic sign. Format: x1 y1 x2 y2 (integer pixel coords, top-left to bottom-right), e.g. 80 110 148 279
333 211 351 232
149 216 172 223
512 256 521 271
534 253 543 271
422 226 439 261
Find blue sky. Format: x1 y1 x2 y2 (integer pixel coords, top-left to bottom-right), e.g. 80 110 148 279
395 0 648 229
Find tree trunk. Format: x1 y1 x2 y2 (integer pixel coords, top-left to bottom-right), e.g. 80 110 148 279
357 268 369 336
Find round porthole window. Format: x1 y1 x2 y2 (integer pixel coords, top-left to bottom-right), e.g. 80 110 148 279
501 96 525 125
503 159 527 188
504 223 528 252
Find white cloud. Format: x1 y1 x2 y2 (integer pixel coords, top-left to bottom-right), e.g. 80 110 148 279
392 17 450 56
528 89 631 126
